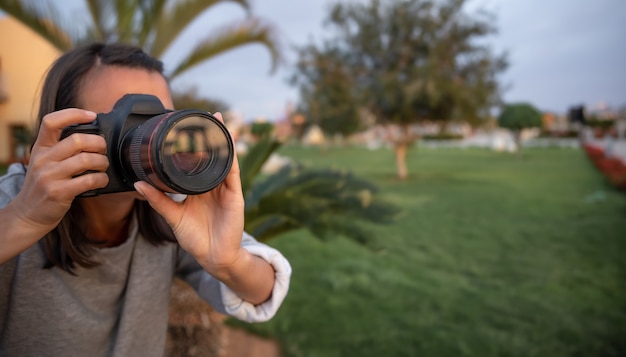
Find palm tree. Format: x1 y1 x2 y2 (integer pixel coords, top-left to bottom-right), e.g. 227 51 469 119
0 0 280 79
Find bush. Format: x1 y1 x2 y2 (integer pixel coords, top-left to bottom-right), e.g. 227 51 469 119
422 133 464 140
582 143 626 191
585 118 614 130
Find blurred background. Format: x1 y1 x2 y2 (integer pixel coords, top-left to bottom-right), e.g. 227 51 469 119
0 1 625 356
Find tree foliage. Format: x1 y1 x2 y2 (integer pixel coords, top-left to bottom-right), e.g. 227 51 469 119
171 86 229 113
328 0 507 126
291 0 507 178
498 102 542 154
0 0 281 79
291 45 363 138
498 103 543 131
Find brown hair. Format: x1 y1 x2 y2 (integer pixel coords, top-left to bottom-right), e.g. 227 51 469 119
34 42 176 274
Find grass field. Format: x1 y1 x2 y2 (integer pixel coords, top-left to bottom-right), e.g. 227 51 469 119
3 147 624 356
232 146 626 357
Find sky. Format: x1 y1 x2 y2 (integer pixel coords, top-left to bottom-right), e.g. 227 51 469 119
160 0 626 122
4 0 625 121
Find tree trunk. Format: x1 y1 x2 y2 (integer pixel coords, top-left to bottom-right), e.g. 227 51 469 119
394 143 409 180
513 130 523 157
387 124 412 180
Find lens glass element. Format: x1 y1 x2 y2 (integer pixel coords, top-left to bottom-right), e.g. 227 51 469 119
165 118 214 175
158 113 233 194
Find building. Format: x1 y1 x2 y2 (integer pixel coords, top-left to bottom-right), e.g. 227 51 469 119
0 16 60 164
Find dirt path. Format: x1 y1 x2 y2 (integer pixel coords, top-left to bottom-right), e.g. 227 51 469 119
220 324 281 357
168 279 281 357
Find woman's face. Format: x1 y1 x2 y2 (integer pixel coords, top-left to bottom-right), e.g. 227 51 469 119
78 65 172 113
77 65 173 204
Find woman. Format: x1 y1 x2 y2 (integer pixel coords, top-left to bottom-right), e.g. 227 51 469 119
0 43 291 356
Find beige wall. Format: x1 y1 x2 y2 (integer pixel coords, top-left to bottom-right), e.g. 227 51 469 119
0 16 60 163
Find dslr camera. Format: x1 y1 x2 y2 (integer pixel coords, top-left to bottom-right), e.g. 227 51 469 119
61 94 234 197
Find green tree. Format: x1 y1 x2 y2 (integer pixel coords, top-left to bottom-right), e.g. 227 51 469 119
498 102 543 153
292 0 507 179
0 0 280 79
291 45 363 141
171 86 229 113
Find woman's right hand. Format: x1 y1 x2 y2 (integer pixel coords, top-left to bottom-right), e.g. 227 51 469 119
11 108 110 232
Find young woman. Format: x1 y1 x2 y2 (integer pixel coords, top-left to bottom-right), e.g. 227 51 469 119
0 43 291 356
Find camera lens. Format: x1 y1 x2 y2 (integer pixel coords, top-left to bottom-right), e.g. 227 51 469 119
124 110 234 194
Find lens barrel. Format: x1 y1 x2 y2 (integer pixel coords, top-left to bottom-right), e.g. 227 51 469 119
124 110 233 194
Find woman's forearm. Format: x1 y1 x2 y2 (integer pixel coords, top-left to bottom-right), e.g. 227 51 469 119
0 204 50 264
203 248 276 305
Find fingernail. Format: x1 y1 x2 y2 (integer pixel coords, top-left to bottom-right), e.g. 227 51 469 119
134 182 145 196
84 110 97 119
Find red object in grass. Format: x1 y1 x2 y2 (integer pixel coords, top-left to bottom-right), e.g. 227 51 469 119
582 143 626 192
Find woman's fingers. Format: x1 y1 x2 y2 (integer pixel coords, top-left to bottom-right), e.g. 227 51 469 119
28 132 109 187
33 109 97 149
134 181 182 226
25 108 110 200
64 171 109 198
46 132 107 162
30 133 107 169
57 151 110 177
37 171 109 202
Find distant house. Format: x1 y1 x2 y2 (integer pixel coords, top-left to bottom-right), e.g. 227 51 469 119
302 125 325 146
0 16 60 164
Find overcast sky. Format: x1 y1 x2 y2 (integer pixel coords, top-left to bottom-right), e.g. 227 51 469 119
5 0 624 121
159 0 625 121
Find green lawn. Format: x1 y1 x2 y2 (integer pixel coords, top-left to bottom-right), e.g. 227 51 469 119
4 147 624 356
236 146 626 357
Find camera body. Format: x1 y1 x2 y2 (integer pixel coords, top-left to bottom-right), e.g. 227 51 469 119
61 94 234 197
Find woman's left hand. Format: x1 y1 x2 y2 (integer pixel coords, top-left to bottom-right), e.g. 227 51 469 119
134 112 245 277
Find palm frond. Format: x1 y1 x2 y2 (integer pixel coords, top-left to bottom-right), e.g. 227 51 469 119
167 17 280 79
244 163 401 245
150 0 251 57
309 216 373 245
0 0 74 50
79 0 167 48
244 214 300 242
239 134 282 196
84 0 106 41
114 0 140 43
136 0 168 48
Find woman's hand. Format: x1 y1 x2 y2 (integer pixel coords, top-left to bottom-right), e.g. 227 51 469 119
134 113 274 304
134 141 245 271
0 109 109 263
134 111 244 269
13 109 109 228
